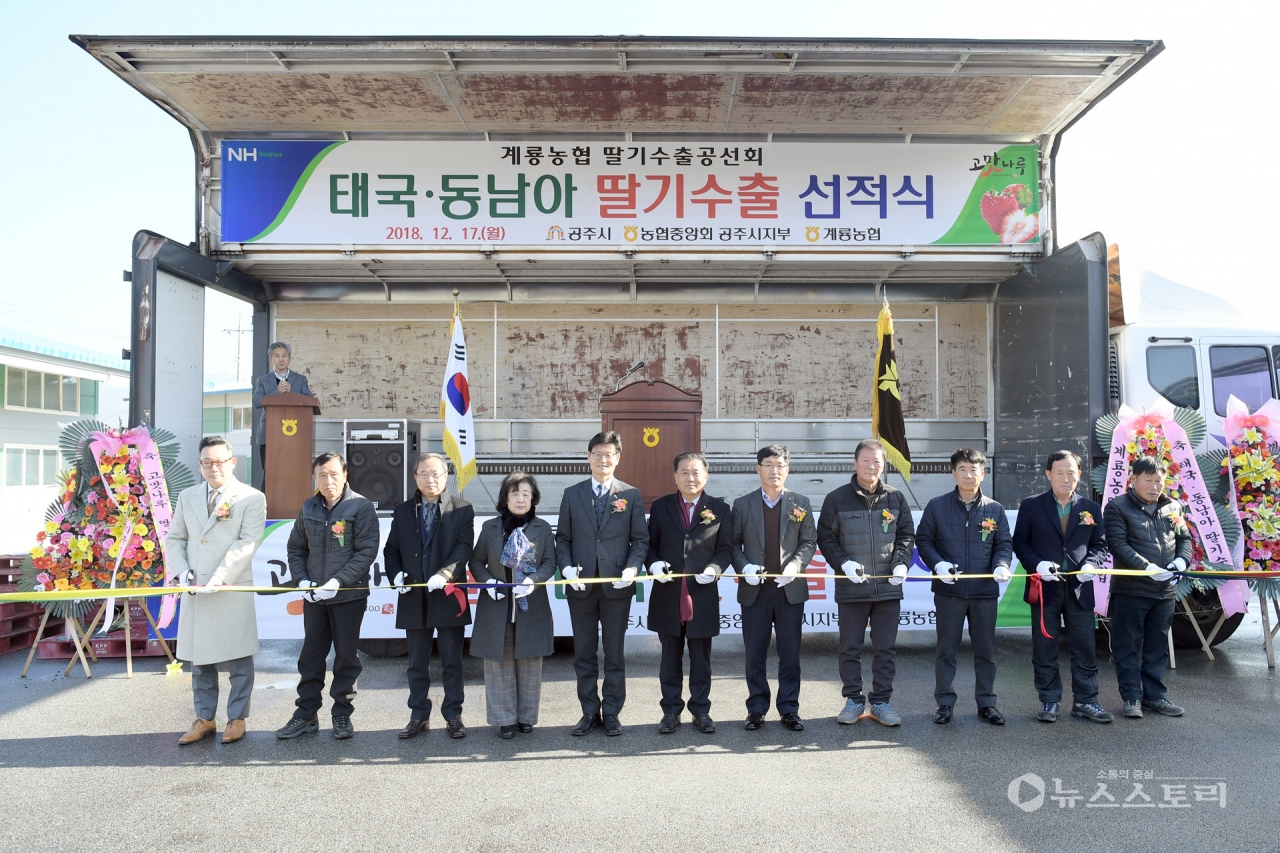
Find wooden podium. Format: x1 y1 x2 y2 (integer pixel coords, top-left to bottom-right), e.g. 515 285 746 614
600 381 702 509
260 392 321 519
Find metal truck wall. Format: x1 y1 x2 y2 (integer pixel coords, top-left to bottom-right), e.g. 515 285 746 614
992 233 1109 506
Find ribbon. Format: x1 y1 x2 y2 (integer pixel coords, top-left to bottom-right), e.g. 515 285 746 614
1222 395 1280 613
134 431 178 628
441 583 469 618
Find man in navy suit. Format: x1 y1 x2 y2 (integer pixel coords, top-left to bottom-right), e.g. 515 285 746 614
1012 450 1112 724
252 341 314 481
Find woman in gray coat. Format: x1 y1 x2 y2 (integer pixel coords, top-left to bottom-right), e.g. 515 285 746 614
469 472 558 738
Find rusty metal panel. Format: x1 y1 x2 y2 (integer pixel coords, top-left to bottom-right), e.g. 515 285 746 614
728 74 1027 132
717 318 936 419
498 319 711 419
496 304 713 321
986 76 1094 134
717 303 934 321
937 302 989 419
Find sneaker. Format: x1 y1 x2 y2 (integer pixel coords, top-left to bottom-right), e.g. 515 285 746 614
868 702 901 727
1071 702 1113 723
332 715 354 739
837 698 865 725
1036 702 1060 723
275 714 319 739
1122 701 1143 719
1141 698 1184 717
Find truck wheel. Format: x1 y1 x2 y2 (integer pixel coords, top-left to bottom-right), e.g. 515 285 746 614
1170 590 1244 649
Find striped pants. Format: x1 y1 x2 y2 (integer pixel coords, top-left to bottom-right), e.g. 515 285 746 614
483 621 544 726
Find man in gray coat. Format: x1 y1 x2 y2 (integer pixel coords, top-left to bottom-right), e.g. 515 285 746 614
166 435 267 745
728 444 817 732
251 341 313 480
555 431 648 737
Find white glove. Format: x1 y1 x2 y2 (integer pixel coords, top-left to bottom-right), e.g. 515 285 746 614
1078 563 1097 583
889 564 908 586
197 577 226 594
485 578 505 600
695 566 718 585
649 560 672 583
612 566 638 589
311 578 340 600
742 564 762 586
298 579 318 602
426 574 447 592
393 572 411 594
1169 558 1188 573
562 566 586 592
1036 561 1060 582
513 576 536 599
841 560 866 583
935 562 957 585
993 566 1012 584
775 566 800 588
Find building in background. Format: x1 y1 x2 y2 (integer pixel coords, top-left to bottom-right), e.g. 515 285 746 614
0 328 129 553
202 383 253 480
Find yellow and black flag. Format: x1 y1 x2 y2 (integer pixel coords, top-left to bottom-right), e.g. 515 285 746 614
872 299 912 482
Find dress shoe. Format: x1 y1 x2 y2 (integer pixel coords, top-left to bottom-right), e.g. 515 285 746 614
694 713 716 734
221 719 246 744
276 714 319 739
398 718 429 739
572 713 602 736
978 706 1005 726
517 722 534 734
658 713 680 734
780 713 805 732
332 715 354 739
178 719 216 745
499 725 516 739
933 705 953 724
447 716 467 738
744 712 765 731
603 714 623 736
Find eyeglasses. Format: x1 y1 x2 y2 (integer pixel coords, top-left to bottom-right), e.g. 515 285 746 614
199 457 234 470
758 463 789 472
590 452 618 461
416 470 448 481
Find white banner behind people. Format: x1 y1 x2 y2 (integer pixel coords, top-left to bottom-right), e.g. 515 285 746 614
251 511 1032 639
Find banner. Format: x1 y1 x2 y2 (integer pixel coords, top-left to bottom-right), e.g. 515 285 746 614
220 140 1041 249
250 510 1032 639
439 310 477 491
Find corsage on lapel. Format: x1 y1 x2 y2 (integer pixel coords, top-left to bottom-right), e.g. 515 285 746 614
612 497 628 514
881 510 895 532
1078 511 1096 526
788 506 807 524
980 518 997 541
699 507 717 525
332 520 347 546
214 501 232 522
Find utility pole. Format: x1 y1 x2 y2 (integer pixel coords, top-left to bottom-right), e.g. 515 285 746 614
222 313 253 384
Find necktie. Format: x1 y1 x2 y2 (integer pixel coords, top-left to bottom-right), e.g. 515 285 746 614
206 489 219 517
594 484 608 527
679 496 696 623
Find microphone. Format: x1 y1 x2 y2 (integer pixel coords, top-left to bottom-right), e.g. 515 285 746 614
614 361 645 392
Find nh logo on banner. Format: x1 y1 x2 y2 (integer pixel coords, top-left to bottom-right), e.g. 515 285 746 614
440 305 477 491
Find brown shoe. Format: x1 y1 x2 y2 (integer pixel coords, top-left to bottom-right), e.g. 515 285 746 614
178 719 216 745
221 719 246 744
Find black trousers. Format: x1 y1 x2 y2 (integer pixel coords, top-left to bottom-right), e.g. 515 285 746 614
1031 586 1099 704
296 598 366 717
567 586 633 716
658 628 713 716
741 581 805 715
934 593 998 709
1109 594 1174 703
406 625 466 721
838 599 901 705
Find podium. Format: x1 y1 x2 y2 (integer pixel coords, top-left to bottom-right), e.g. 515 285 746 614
600 381 702 509
260 392 321 519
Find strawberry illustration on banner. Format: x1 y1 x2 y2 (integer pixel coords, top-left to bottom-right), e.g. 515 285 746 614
439 302 477 492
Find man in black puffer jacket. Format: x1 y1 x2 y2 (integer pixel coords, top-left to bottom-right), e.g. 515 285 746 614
817 439 915 728
916 448 1013 726
277 452 380 741
1103 456 1192 720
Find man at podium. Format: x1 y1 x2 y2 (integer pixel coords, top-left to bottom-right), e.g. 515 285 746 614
252 341 313 480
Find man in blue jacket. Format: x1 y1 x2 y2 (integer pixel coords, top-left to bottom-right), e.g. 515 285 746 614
917 448 1013 725
1012 450 1112 724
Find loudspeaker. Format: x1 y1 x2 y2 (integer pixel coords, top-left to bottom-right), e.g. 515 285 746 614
345 420 407 513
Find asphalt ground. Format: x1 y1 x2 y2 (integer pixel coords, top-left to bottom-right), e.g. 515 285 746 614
1 608 1278 853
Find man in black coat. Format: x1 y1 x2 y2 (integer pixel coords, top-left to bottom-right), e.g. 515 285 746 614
916 448 1013 726
277 452 379 741
1012 450 1112 724
383 453 475 739
646 452 734 735
1103 455 1192 719
817 438 915 728
555 431 649 737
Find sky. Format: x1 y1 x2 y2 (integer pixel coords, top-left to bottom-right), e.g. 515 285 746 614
1 0 1276 389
